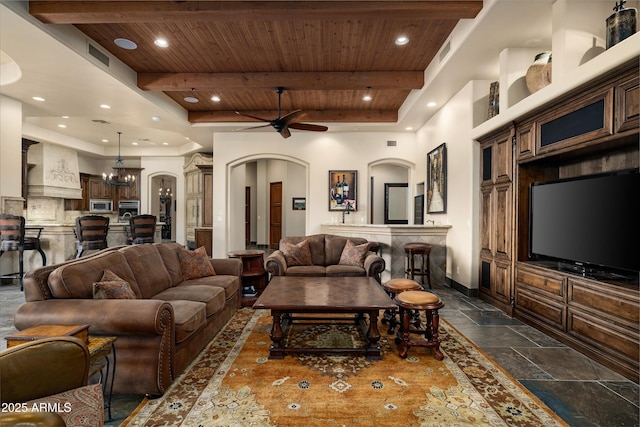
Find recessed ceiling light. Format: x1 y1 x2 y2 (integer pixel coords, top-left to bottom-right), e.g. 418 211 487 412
114 38 137 50
395 36 409 46
62 115 70 119
32 96 45 102
362 95 372 102
211 95 221 102
102 139 109 143
57 124 66 128
162 142 169 146
152 116 161 122
100 104 111 109
132 142 139 146
184 96 199 103
427 101 437 108
405 126 413 131
154 38 169 48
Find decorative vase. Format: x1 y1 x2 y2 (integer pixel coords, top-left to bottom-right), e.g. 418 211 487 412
525 52 552 94
606 1 637 49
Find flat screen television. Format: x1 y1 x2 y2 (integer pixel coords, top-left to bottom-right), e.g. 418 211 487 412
529 169 639 279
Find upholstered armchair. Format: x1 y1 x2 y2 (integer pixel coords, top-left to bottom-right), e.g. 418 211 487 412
0 337 104 427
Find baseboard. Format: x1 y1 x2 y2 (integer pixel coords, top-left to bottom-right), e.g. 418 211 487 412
445 277 479 297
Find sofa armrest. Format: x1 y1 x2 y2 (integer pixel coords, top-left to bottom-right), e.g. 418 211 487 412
265 250 287 276
364 252 385 284
210 258 243 276
14 299 174 337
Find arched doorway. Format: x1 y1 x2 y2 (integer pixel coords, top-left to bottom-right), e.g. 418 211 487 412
150 174 176 241
227 155 309 252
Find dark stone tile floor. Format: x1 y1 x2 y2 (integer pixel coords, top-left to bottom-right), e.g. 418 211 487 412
2 278 638 426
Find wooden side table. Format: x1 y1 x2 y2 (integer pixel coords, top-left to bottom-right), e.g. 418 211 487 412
227 249 269 307
88 336 117 422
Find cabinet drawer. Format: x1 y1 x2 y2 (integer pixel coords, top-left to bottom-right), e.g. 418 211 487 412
568 278 639 328
516 266 564 298
515 288 565 330
568 308 639 362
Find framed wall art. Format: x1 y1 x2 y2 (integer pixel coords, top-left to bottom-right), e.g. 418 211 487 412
427 143 447 214
292 197 306 210
329 170 357 211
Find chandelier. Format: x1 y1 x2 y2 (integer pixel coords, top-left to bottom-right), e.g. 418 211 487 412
103 131 134 186
158 178 173 202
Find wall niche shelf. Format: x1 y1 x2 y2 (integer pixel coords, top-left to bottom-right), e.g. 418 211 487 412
474 32 639 139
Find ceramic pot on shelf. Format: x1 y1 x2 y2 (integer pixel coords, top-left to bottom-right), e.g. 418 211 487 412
606 1 637 49
525 52 552 94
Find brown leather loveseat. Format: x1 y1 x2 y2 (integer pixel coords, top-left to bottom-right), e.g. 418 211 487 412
14 242 242 396
265 234 385 283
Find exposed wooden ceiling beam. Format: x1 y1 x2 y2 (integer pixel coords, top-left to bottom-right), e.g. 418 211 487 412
189 109 398 123
138 71 424 91
30 1 483 24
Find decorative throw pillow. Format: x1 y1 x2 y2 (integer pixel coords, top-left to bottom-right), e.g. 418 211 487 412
338 239 369 267
93 269 136 299
281 240 313 266
178 246 216 280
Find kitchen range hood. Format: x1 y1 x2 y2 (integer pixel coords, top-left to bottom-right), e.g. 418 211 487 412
27 143 82 199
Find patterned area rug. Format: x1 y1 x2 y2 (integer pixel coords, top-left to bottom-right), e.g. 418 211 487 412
123 308 568 426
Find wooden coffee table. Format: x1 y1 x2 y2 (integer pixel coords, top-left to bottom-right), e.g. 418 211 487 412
253 276 396 360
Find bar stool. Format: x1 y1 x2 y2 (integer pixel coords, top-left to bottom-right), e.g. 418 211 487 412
0 214 46 291
381 278 422 335
394 290 445 360
404 242 432 289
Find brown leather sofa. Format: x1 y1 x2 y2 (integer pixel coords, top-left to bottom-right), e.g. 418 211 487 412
265 234 385 283
14 242 243 396
0 336 103 427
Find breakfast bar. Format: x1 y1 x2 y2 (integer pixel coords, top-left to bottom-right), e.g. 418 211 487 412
321 223 451 284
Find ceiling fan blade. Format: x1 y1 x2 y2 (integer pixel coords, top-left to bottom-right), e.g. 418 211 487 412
288 122 328 132
279 127 292 139
235 111 271 123
280 109 304 125
237 123 272 131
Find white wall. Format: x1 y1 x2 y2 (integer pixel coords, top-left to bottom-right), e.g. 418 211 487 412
212 131 417 258
416 80 487 290
0 95 22 201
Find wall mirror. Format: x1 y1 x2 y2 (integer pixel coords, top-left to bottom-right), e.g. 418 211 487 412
384 183 408 224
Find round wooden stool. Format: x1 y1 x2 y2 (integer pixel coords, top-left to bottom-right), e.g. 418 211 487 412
394 290 445 360
404 242 432 289
381 278 422 334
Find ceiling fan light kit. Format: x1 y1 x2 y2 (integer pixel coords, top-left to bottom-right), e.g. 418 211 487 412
235 87 328 139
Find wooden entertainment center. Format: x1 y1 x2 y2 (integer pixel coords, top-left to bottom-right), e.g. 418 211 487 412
478 59 638 381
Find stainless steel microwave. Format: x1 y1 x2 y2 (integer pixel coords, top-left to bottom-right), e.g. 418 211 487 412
89 199 113 213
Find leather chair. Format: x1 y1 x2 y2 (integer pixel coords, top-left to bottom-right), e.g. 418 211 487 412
74 215 109 258
128 214 157 244
0 214 46 291
0 336 104 427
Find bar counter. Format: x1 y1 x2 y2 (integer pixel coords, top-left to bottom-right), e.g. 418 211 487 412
16 222 163 272
321 223 451 284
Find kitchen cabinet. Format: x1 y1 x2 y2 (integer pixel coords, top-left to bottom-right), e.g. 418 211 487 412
89 176 112 200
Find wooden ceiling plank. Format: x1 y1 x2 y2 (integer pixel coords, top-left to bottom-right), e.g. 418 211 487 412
30 1 483 24
138 71 424 91
189 109 398 123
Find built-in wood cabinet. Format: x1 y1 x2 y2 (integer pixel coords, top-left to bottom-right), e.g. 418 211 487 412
478 60 639 381
478 128 515 314
184 153 213 247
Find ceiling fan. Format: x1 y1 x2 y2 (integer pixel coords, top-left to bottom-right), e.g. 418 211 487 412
235 87 328 139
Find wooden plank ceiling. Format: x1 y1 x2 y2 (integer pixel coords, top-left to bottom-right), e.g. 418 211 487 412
29 1 482 127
